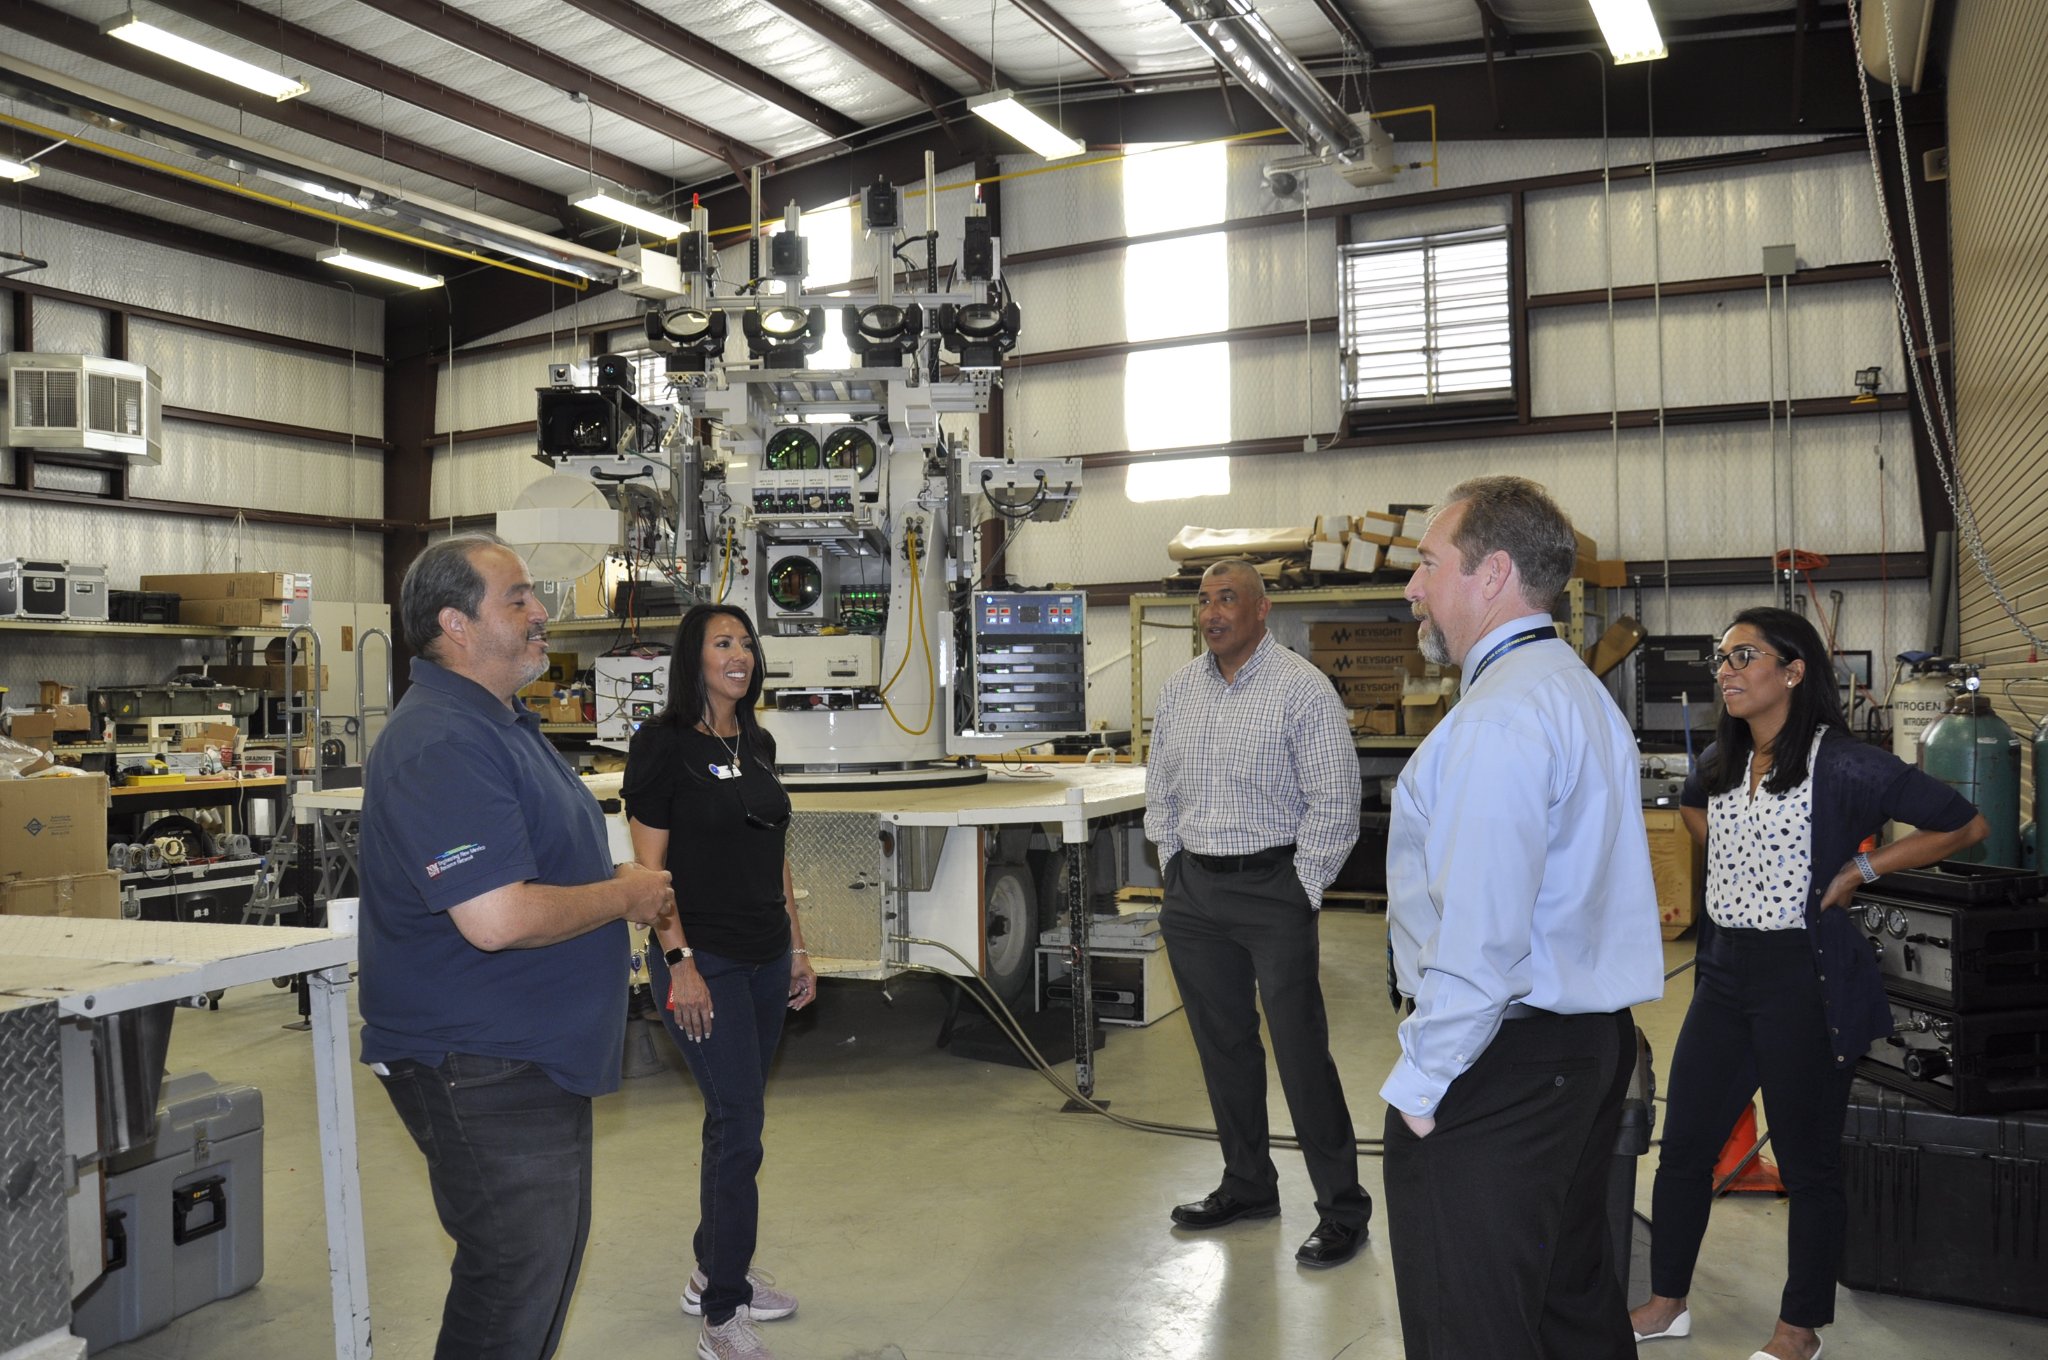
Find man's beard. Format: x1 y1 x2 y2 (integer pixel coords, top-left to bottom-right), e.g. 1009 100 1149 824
1418 620 1451 665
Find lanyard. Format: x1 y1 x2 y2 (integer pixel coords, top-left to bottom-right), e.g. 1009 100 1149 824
1467 625 1558 686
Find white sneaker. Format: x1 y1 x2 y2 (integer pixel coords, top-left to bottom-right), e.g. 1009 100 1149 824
697 1311 775 1360
681 1267 798 1322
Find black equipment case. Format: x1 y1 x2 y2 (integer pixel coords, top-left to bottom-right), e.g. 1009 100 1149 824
1838 1083 2048 1317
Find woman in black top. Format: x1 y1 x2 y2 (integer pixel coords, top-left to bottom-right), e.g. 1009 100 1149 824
622 604 814 1360
1630 608 1985 1360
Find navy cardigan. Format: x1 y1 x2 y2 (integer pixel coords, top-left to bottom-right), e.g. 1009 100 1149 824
1682 727 1980 1066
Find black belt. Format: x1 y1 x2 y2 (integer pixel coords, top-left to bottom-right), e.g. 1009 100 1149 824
1401 999 1550 1021
1187 844 1295 873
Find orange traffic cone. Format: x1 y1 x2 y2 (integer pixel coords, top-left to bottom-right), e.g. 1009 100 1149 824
1713 1104 1786 1194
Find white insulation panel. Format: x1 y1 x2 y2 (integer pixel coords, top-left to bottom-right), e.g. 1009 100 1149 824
3 206 382 353
129 322 385 439
131 423 384 520
431 434 552 522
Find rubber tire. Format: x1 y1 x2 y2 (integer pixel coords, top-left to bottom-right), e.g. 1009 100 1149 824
982 864 1038 1008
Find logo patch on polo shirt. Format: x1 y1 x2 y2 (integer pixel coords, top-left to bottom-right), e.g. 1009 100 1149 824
425 843 485 878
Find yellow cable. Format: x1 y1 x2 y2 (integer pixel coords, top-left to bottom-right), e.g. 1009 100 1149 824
878 528 936 737
713 522 735 603
0 109 589 290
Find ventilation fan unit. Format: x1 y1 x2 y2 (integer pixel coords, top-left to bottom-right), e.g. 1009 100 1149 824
3 353 163 465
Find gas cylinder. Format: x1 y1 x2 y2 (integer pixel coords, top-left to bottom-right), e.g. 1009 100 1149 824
1889 663 1955 763
1918 669 2023 865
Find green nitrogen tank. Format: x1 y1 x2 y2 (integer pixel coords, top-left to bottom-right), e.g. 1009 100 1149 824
1918 676 2023 865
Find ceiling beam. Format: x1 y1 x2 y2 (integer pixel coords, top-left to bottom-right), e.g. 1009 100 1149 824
0 0 568 223
1306 0 1376 64
562 0 861 142
3 183 331 282
33 143 351 247
144 0 673 198
758 0 964 115
858 0 1013 92
1472 0 1518 58
1004 0 1136 89
348 0 762 177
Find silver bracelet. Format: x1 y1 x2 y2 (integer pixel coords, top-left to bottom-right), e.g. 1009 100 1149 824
1853 851 1878 884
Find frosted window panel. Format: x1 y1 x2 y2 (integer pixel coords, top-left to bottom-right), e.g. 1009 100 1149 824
1342 228 1512 406
1124 142 1226 235
1128 455 1231 503
1127 343 1229 451
1126 234 1227 343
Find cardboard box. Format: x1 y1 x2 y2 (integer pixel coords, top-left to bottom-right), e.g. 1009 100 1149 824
49 703 91 732
1309 620 1420 650
179 723 241 752
178 598 288 628
1324 671 1406 708
546 652 580 685
0 869 123 919
1342 539 1382 573
517 680 557 702
8 711 57 746
1348 706 1400 736
1313 647 1426 677
1577 558 1630 588
1401 690 1452 737
547 694 585 724
1308 539 1345 572
0 775 111 880
140 571 296 601
1400 508 1434 540
1385 543 1423 571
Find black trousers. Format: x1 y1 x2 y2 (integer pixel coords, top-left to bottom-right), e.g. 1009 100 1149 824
1649 924 1855 1328
1383 1008 1636 1360
1159 853 1370 1227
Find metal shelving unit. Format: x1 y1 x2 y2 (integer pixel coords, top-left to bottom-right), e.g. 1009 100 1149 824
0 619 286 639
543 615 681 637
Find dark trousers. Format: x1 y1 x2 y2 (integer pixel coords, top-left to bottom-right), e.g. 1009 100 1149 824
650 947 792 1325
1159 854 1370 1227
1383 1008 1636 1360
378 1053 594 1360
1650 925 1855 1328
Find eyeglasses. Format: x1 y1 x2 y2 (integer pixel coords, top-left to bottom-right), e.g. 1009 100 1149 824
1705 645 1789 673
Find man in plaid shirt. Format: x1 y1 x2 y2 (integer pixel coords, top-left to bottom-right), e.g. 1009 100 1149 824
1145 558 1371 1267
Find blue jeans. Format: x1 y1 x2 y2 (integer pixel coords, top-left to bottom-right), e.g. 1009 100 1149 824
377 1053 594 1360
650 947 791 1325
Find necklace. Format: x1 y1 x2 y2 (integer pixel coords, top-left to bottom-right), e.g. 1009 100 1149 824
703 720 742 772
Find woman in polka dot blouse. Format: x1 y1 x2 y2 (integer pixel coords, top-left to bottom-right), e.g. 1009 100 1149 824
1630 607 1986 1360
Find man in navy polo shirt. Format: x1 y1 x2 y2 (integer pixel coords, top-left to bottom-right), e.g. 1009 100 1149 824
360 534 673 1360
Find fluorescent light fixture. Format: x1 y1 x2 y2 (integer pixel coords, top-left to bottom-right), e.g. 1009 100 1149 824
574 192 687 238
1589 0 1667 64
319 248 442 290
0 156 39 183
102 12 310 101
968 89 1084 161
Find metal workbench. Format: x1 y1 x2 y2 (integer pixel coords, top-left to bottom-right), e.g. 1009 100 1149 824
0 918 368 1359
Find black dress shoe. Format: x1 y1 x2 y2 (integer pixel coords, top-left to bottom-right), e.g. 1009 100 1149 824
1294 1217 1366 1268
1170 1191 1281 1229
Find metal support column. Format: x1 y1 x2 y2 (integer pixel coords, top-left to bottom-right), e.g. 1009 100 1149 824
306 963 372 1359
1065 834 1094 1098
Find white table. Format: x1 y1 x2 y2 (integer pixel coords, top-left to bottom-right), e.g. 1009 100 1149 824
0 917 370 1359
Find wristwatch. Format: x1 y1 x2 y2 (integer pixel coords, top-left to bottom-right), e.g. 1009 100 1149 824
663 946 693 965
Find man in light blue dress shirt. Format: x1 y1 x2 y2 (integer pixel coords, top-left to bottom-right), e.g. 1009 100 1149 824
1381 478 1663 1360
1146 559 1371 1268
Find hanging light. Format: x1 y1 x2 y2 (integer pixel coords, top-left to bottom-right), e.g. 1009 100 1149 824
968 90 1083 161
1589 0 1667 64
101 12 310 101
574 191 687 238
318 249 443 290
0 155 39 183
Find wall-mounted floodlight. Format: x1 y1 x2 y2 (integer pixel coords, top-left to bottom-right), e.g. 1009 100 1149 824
968 90 1084 161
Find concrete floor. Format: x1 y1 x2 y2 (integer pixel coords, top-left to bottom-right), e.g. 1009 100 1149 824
96 910 2046 1360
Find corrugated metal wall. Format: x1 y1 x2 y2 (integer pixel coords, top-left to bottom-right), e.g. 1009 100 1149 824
1947 0 2048 825
1 208 387 702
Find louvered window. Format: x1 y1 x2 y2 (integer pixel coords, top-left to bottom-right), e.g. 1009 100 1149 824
1340 227 1512 409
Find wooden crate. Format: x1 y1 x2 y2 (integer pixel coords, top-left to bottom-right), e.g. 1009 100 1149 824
1644 807 1703 938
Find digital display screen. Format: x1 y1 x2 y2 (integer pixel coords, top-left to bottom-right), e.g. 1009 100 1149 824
1018 606 1040 623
